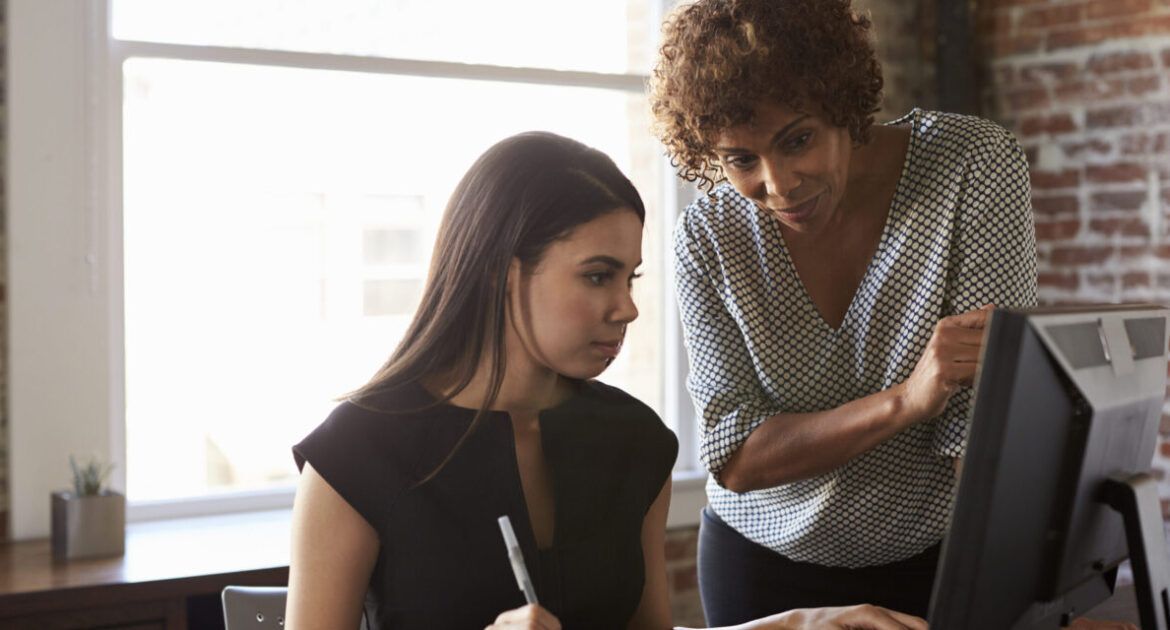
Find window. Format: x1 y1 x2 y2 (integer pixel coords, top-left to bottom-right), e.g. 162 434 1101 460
8 1 702 534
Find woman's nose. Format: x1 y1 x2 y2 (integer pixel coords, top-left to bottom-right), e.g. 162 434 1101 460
611 288 639 325
761 159 800 199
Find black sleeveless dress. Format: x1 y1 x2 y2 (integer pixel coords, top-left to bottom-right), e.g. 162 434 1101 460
293 380 678 629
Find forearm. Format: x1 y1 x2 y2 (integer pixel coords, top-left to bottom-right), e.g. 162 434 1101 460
718 384 923 492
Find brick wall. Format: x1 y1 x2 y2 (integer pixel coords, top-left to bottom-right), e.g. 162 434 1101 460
976 0 1170 516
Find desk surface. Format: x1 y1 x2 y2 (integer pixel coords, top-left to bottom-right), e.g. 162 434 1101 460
0 509 291 596
0 509 1145 626
1085 582 1140 625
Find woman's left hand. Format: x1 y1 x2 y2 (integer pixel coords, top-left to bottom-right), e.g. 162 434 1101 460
747 604 928 629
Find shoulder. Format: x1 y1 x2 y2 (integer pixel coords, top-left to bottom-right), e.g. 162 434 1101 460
578 381 678 453
902 109 1023 166
324 383 435 438
292 383 448 528
293 383 440 474
580 379 657 419
676 184 757 240
674 183 765 270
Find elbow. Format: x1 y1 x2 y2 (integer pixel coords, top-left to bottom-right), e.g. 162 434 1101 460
717 451 808 493
716 454 756 493
719 473 752 494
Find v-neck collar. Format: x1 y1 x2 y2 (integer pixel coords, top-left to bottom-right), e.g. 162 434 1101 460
769 108 921 334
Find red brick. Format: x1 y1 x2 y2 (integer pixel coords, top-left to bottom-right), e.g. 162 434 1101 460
1123 271 1152 288
1048 17 1170 50
1086 162 1147 184
1119 245 1149 260
1007 87 1052 111
1089 217 1151 237
1118 133 1169 155
990 33 1045 56
1049 25 1112 50
1056 78 1125 101
1031 169 1081 190
1038 271 1080 291
1032 195 1080 216
1111 14 1170 38
664 535 695 561
1035 219 1082 240
1061 138 1113 159
1019 61 1082 83
1086 104 1143 128
1087 51 1156 74
1128 75 1162 96
1019 113 1078 136
1121 134 1150 155
1160 441 1170 458
979 11 1016 38
1021 3 1085 30
1090 190 1148 212
1050 245 1114 265
1085 0 1153 21
670 566 698 592
1086 273 1117 292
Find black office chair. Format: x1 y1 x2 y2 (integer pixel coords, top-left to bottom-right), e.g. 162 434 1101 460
221 586 369 630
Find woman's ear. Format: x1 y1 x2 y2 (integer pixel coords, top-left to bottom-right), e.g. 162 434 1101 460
505 257 522 296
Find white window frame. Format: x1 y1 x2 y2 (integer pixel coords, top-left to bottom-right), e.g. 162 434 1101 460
7 0 705 539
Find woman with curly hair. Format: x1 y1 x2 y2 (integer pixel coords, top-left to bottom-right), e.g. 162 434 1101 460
650 0 1038 623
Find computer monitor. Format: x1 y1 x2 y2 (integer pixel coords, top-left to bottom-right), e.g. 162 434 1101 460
929 304 1170 629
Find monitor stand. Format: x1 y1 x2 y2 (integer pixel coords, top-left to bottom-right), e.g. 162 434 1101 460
1102 472 1170 630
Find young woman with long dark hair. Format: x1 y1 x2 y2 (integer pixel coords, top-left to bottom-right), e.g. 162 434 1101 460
285 131 928 630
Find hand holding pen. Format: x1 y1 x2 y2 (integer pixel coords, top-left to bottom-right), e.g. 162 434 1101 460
489 516 562 630
497 515 539 604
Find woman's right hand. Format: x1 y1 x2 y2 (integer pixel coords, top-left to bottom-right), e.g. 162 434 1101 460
485 604 562 630
896 305 994 424
765 604 929 629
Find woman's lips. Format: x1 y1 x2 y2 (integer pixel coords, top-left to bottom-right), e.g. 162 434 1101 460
592 341 622 358
771 194 820 223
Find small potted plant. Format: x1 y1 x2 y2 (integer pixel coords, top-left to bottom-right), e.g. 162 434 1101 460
50 455 125 560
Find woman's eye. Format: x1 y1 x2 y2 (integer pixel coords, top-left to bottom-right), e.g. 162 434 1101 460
627 272 644 288
722 155 756 170
785 132 812 152
586 272 613 286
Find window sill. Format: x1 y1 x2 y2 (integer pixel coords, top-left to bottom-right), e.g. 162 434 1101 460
127 470 709 529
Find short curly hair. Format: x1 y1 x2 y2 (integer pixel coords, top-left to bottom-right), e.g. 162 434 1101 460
650 0 884 192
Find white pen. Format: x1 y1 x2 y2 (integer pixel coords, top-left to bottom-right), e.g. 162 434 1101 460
497 515 539 605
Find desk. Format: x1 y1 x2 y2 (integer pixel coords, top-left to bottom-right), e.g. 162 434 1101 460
0 510 291 630
1085 582 1140 625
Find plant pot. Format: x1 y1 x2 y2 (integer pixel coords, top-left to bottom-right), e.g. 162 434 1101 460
51 490 126 560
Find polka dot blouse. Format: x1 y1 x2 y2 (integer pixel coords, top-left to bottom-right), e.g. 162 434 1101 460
673 109 1039 568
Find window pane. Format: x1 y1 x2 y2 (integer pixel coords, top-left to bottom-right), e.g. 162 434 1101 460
122 58 665 502
112 0 658 75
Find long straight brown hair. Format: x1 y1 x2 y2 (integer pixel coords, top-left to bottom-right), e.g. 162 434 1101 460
349 131 645 480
